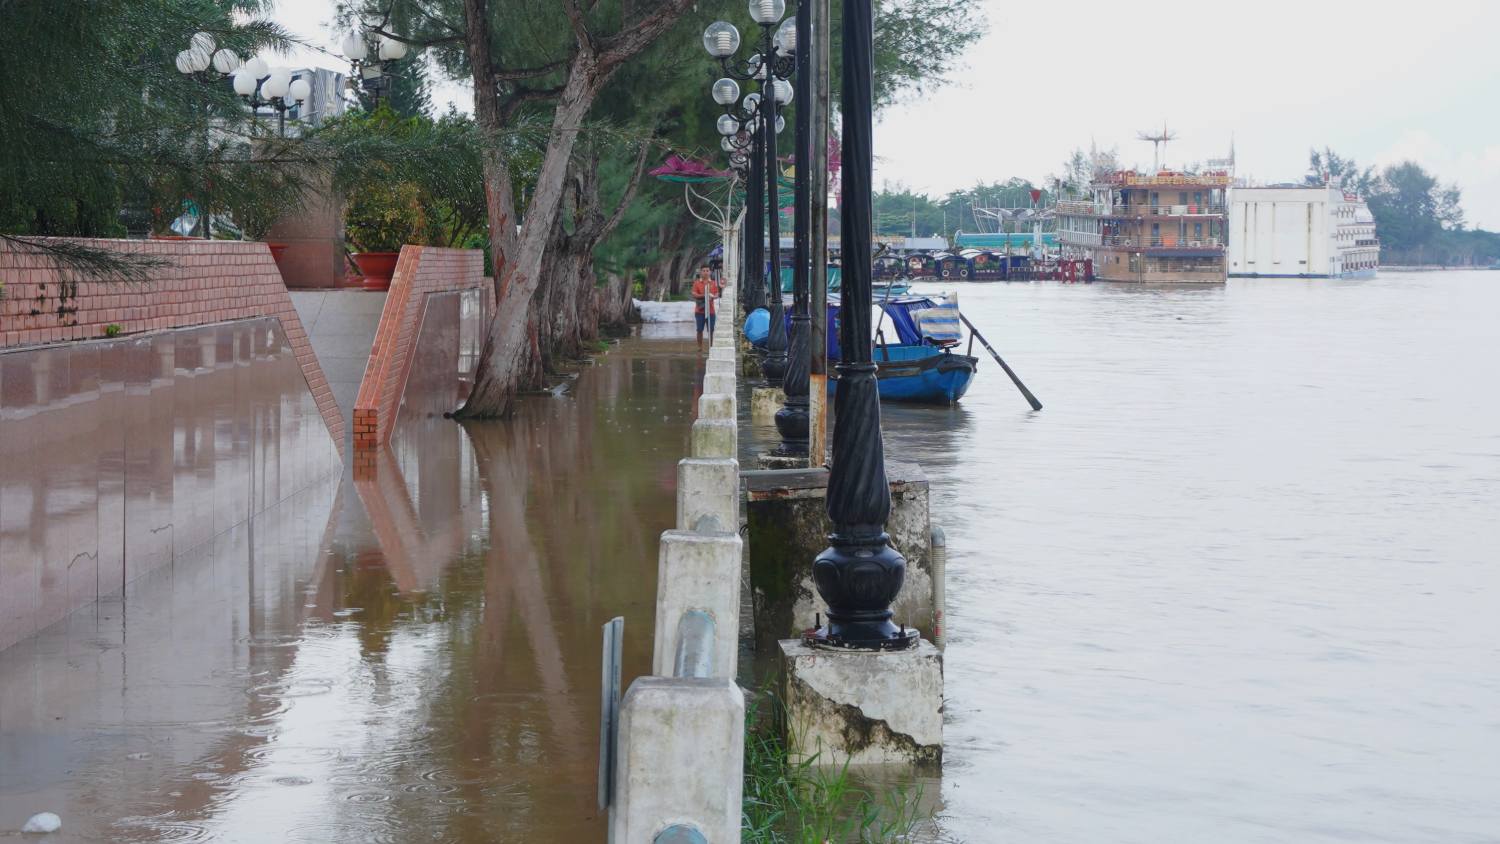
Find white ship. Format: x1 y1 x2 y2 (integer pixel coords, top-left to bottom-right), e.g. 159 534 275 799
1228 184 1380 278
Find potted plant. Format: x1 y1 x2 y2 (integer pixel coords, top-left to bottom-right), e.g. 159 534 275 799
344 180 429 291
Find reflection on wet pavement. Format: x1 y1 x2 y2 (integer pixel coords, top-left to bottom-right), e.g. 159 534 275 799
0 329 703 842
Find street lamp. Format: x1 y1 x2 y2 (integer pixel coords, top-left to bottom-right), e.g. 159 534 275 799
174 31 239 237
805 0 915 650
340 27 410 105
772 0 812 459
703 2 796 384
230 63 311 137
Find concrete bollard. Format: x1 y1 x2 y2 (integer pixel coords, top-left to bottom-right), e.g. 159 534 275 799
698 393 735 421
609 677 744 844
676 458 738 533
653 528 743 679
705 359 736 379
691 418 737 459
703 372 737 397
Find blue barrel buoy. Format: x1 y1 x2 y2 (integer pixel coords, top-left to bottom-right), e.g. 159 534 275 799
743 308 770 347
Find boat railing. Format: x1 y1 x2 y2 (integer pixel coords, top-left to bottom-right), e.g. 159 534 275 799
1098 235 1224 249
1059 203 1227 218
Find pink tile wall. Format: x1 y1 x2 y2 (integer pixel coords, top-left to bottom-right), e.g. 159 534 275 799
0 238 342 445
351 246 490 450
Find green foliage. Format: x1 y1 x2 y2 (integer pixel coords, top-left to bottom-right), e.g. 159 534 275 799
0 0 292 236
317 105 489 248
1310 150 1498 265
875 178 1051 241
104 324 122 338
742 694 929 842
344 180 433 252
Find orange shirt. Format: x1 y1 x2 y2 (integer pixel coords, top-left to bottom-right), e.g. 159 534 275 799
692 278 721 315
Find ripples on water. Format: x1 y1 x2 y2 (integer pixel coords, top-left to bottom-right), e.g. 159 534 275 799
881 272 1500 843
0 334 700 842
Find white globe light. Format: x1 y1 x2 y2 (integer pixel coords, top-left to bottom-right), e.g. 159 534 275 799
702 21 740 58
748 0 786 24
212 49 241 74
175 50 195 74
773 78 793 105
721 137 736 153
775 115 785 134
188 46 212 73
340 32 369 61
378 35 409 61
232 68 258 96
288 78 311 102
191 32 216 55
716 114 739 136
743 91 761 112
747 54 765 80
711 78 740 106
243 56 269 78
774 18 797 54
263 68 291 99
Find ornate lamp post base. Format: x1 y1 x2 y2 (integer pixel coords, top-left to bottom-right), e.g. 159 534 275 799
805 538 917 650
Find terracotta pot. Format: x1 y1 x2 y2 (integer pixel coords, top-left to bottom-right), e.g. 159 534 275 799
266 242 289 262
351 251 400 291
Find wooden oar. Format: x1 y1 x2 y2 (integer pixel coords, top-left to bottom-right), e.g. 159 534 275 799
958 312 1042 411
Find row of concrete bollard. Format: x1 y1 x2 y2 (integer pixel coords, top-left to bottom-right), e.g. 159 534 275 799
606 286 746 843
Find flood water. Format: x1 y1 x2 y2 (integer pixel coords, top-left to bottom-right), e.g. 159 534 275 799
0 331 702 842
871 272 1499 843
5 274 1498 842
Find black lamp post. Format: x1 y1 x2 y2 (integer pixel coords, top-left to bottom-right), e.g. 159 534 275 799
704 7 796 384
772 0 811 458
805 0 915 650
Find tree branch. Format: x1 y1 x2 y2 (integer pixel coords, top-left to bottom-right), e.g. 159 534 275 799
491 61 567 82
560 0 594 52
596 0 696 71
594 139 653 244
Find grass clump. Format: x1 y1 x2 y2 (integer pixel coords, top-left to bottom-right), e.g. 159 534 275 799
742 695 929 843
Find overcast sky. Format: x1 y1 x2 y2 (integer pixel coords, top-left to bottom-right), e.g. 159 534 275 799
273 0 1500 228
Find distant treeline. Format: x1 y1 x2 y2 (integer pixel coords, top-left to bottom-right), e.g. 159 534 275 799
873 150 1500 267
1307 148 1500 266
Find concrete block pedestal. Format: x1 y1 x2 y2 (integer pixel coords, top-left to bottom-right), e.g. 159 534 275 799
779 639 943 770
750 386 785 422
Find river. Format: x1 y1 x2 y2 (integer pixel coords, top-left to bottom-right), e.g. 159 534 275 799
3 273 1496 842
878 271 1500 843
0 331 702 842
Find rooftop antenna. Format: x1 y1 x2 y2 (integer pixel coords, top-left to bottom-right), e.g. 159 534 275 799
1137 122 1177 172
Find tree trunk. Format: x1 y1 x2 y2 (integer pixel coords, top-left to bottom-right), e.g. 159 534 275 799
459 54 602 418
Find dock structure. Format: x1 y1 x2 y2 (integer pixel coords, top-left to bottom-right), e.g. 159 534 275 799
1057 170 1232 283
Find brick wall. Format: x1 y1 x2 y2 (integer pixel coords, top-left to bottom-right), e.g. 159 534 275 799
0 238 343 445
352 245 490 449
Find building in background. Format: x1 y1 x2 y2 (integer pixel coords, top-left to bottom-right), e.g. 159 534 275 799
1057 170 1231 283
1227 185 1380 278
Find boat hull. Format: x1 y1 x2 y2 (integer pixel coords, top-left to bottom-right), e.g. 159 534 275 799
831 345 978 404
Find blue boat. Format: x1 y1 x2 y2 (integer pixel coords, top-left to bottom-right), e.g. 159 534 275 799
830 295 978 404
748 294 979 404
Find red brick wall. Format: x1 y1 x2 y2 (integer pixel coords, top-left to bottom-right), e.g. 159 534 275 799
352 245 489 449
0 238 343 445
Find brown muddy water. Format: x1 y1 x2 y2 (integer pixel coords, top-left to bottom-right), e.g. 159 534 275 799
0 329 703 842
747 271 1500 843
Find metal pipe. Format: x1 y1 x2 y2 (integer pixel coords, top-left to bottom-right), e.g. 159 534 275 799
673 610 717 679
930 524 946 650
808 0 831 466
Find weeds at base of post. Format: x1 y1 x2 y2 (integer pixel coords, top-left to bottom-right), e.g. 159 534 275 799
741 694 931 843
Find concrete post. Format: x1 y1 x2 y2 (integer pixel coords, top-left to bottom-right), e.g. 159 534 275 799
691 418 737 459
698 393 735 421
609 677 744 844
779 639 943 770
676 458 738 533
703 372 737 398
653 529 743 679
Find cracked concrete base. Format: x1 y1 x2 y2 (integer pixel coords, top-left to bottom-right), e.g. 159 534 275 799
779 639 943 770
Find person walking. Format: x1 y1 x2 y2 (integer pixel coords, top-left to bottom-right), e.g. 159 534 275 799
691 265 721 348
